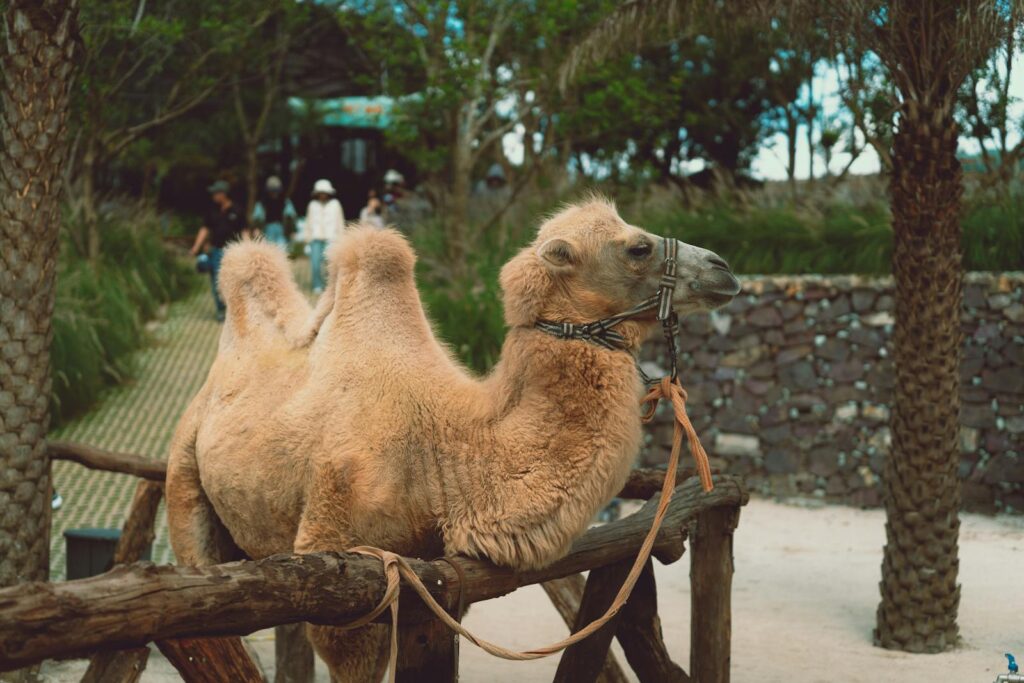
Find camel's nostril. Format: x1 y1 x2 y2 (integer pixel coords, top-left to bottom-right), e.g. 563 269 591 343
707 255 730 271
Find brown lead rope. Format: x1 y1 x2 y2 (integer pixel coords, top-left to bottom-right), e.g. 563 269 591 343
347 375 713 682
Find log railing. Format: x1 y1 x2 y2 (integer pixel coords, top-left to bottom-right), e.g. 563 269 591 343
28 441 746 683
49 440 714 502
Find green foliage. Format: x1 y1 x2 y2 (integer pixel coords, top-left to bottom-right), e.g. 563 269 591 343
635 200 894 275
961 190 1024 270
50 205 196 425
412 221 517 374
560 10 818 182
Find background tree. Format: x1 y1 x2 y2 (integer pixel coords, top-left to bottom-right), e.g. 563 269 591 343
231 0 326 220
957 8 1024 192
833 40 897 173
558 9 813 192
70 0 272 259
834 1 1014 652
376 1 524 271
0 4 78 683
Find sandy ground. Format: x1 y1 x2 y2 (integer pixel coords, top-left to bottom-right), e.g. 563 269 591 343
39 497 1023 682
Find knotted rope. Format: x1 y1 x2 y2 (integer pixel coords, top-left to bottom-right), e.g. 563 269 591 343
347 375 713 682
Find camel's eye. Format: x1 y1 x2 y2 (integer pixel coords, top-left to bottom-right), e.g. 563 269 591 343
628 241 652 259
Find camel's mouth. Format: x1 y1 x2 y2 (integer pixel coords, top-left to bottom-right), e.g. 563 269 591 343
662 238 739 313
691 267 741 308
684 258 741 311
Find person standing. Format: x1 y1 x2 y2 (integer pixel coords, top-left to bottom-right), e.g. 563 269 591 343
358 190 386 228
382 168 430 233
252 175 296 249
303 178 344 294
190 180 249 322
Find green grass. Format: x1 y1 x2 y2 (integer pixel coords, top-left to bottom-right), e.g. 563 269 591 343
50 204 196 425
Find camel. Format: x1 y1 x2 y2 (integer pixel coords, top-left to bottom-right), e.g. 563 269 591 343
165 197 739 681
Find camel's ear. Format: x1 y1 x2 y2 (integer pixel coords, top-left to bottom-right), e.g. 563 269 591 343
537 238 579 271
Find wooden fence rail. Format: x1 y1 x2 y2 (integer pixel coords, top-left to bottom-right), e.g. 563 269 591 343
0 476 746 673
39 440 745 682
48 440 714 502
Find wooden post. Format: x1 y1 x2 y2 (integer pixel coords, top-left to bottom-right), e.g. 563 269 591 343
82 481 163 682
80 648 149 683
395 619 458 683
689 507 739 683
396 561 460 682
615 559 689 683
552 559 632 683
273 624 314 683
157 637 266 683
110 481 163 565
542 575 628 683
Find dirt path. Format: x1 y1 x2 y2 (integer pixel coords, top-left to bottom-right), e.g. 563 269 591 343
41 265 1023 682
458 498 1024 683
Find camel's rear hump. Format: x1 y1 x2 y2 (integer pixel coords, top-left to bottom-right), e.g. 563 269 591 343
219 240 314 347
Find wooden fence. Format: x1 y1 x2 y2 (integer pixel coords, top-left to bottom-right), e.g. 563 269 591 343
0 441 748 683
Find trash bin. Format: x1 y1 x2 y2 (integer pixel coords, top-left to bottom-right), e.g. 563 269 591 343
63 528 152 580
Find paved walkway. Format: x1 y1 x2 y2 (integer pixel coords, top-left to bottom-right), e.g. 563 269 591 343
49 258 312 579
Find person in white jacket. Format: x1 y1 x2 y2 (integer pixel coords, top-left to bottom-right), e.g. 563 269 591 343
304 179 344 293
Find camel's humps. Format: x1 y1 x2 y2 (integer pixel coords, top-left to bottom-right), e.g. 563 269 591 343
165 197 740 681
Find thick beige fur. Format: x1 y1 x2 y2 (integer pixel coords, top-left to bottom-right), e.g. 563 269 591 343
166 198 737 681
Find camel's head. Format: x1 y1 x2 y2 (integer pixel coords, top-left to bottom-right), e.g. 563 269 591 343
501 197 740 333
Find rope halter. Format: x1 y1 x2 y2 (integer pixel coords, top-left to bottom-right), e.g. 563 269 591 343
535 236 682 383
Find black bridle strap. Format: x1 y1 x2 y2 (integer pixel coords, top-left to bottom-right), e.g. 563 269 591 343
535 238 682 385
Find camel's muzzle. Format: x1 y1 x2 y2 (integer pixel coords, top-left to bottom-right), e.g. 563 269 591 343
667 239 740 311
690 254 740 306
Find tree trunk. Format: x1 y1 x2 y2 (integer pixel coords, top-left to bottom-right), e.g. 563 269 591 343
785 109 798 200
447 138 472 277
0 1 78 680
245 144 259 227
875 95 963 653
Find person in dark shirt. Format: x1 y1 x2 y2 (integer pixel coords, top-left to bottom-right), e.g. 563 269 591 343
190 180 250 321
252 175 297 248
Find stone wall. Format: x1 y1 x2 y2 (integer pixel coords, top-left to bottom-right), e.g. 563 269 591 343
639 272 1024 513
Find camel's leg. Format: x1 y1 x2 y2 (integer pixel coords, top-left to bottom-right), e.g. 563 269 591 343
294 517 390 683
162 397 261 680
165 395 244 565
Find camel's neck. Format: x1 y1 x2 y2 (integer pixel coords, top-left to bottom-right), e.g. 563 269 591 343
486 326 644 419
435 324 651 570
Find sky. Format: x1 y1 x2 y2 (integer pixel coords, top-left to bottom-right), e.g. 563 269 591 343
501 52 1024 183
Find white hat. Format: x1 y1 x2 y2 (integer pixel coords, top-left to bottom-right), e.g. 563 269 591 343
384 169 405 184
265 176 283 191
312 179 336 195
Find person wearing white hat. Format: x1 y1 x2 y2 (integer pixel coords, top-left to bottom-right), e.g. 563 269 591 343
252 175 297 249
303 178 344 294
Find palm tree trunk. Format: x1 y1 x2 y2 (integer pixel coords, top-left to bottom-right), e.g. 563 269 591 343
875 96 963 654
0 0 79 620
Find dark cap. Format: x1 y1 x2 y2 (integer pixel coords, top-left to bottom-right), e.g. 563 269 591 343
207 180 230 195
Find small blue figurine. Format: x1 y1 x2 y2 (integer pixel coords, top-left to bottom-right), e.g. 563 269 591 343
1007 653 1018 674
